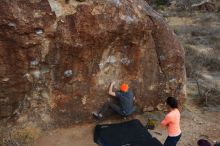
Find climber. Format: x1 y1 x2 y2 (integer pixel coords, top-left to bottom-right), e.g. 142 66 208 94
161 97 181 146
92 81 136 119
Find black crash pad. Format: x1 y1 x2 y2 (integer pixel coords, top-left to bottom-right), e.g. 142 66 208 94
94 119 163 146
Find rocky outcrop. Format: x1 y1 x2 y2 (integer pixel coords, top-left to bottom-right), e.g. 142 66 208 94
0 0 186 126
191 0 216 11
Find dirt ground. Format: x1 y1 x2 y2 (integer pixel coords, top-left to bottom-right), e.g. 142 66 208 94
34 97 220 146
34 80 220 146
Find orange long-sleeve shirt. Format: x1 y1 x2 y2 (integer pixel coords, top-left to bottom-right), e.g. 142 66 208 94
161 108 181 137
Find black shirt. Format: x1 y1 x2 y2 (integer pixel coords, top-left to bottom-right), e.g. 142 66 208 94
115 90 134 115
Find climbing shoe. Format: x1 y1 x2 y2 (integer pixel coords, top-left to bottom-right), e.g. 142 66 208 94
92 112 103 120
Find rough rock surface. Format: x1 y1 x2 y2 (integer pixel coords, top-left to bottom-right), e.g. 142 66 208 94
0 0 186 126
191 0 216 12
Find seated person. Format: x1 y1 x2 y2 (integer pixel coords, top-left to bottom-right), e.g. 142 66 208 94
92 81 135 119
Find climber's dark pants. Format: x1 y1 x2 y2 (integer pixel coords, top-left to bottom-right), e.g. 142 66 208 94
164 134 181 146
98 101 125 117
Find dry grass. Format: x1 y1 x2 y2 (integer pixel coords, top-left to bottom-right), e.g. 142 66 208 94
1 126 41 146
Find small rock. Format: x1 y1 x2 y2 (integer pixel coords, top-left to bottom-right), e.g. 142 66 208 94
8 22 16 27
41 91 49 99
107 56 117 64
169 78 176 82
98 63 104 69
121 57 131 65
24 73 33 82
198 121 204 125
30 60 39 66
191 0 216 12
199 134 209 139
64 70 73 77
143 106 154 112
41 113 51 123
82 96 87 105
31 70 41 79
156 103 165 111
2 78 10 82
35 28 44 35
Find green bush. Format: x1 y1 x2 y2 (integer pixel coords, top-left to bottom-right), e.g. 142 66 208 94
155 0 166 6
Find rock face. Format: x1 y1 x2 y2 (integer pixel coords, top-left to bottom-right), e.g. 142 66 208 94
191 0 216 12
0 0 186 125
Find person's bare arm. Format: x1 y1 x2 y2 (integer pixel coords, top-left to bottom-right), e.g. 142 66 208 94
161 115 170 127
108 81 116 96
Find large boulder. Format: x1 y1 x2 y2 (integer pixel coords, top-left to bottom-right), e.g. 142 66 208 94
0 0 186 126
